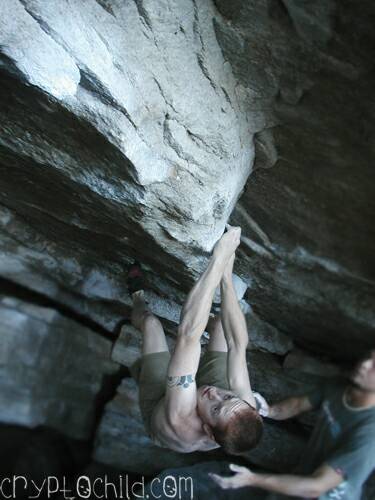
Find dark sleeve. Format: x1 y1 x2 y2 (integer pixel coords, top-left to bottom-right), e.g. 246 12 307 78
325 425 375 482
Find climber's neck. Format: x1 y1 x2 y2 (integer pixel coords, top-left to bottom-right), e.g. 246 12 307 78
345 385 375 409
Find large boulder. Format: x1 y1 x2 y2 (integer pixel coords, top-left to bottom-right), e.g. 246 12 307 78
0 295 118 439
0 0 253 330
0 0 373 362
0 0 374 492
216 0 375 358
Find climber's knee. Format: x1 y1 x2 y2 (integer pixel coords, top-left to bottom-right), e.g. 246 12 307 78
142 312 163 334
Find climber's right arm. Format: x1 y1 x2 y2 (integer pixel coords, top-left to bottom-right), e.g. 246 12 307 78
164 250 225 423
267 395 313 420
164 334 201 424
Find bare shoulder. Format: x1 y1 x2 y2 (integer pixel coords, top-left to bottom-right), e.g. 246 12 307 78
150 400 207 452
154 397 198 434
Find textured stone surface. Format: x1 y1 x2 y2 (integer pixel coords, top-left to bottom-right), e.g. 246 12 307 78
0 0 374 492
363 473 375 500
246 309 294 355
220 0 375 359
0 296 118 439
247 350 315 403
0 0 373 364
111 323 175 367
0 0 253 335
284 348 342 377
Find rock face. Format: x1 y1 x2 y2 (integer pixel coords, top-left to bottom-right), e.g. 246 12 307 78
0 0 253 333
0 295 118 439
0 0 375 495
0 0 374 361
217 0 375 358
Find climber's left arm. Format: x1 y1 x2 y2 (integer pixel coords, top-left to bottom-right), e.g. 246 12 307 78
210 463 343 497
220 274 256 408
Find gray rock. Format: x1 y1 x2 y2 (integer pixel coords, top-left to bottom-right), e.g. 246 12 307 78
0 296 118 439
245 420 306 472
111 325 142 368
0 0 373 365
111 324 175 368
247 350 316 403
246 310 294 355
363 473 375 500
220 0 375 359
0 0 374 486
284 348 342 377
0 0 253 311
0 0 80 97
213 273 248 304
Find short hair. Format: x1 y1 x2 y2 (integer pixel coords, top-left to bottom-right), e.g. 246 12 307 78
212 404 264 455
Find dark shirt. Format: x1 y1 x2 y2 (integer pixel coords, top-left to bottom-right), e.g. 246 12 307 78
297 379 375 500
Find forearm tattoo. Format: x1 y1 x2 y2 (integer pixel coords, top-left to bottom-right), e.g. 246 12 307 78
167 374 195 389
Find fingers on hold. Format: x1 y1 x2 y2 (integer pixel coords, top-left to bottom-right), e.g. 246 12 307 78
225 224 241 234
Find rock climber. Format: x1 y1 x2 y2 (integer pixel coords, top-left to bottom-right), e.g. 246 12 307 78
211 348 375 499
129 226 267 454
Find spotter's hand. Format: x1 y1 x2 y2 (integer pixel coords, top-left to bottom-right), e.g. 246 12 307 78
209 464 255 490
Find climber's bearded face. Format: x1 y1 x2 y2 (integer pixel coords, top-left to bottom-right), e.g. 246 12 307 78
196 385 248 427
351 351 375 392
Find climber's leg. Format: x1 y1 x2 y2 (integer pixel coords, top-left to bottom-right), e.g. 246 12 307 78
206 314 228 352
196 315 230 390
131 290 169 354
130 291 170 435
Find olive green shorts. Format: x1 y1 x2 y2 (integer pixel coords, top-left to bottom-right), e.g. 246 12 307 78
130 351 229 435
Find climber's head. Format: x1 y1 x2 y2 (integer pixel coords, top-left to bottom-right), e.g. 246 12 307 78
351 349 375 392
197 385 263 454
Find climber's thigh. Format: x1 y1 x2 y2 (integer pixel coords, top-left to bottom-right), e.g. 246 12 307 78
137 351 171 434
196 351 229 390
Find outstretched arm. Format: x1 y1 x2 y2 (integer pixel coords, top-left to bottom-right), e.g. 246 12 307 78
210 463 343 498
267 395 313 420
165 228 241 422
220 254 256 408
